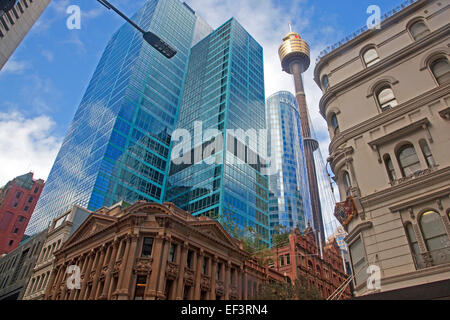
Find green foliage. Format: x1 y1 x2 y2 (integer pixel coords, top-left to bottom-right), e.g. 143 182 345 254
256 277 323 301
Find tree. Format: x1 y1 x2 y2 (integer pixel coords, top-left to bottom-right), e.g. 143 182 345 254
256 277 323 301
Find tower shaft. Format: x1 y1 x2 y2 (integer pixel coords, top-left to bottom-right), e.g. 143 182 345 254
290 61 326 244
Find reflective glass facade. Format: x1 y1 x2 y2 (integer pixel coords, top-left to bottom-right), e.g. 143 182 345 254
266 91 312 234
166 19 270 245
26 0 212 235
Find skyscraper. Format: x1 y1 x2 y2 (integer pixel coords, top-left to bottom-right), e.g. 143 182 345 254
0 0 50 70
26 0 212 235
266 91 312 234
166 18 270 246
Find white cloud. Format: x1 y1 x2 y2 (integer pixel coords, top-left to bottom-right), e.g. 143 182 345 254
0 111 62 186
2 58 28 74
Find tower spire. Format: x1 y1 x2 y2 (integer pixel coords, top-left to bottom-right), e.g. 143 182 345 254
289 21 293 32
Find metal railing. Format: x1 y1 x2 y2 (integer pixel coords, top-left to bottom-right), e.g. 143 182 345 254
316 0 419 64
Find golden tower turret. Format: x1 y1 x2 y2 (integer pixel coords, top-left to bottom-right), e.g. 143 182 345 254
279 31 311 74
279 25 325 244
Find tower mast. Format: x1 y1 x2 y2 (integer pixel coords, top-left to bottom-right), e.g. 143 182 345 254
279 27 326 244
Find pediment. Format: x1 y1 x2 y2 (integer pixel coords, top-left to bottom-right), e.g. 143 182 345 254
63 214 117 248
190 220 240 249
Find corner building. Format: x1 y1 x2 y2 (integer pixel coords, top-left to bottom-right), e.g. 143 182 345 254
314 0 450 298
26 0 212 235
44 202 285 300
0 173 44 255
166 19 270 246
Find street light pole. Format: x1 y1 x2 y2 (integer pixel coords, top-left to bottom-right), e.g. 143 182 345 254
97 0 177 59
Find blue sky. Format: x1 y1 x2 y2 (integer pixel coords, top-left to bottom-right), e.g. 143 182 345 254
0 0 405 185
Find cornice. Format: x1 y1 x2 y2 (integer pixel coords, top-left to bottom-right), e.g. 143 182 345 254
368 118 430 147
315 0 445 87
319 24 450 118
344 221 373 244
329 84 450 153
360 166 450 206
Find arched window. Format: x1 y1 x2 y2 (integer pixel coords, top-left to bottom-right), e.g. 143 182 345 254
342 171 351 196
363 48 380 67
430 58 450 85
322 74 329 89
330 113 339 134
397 144 421 177
420 211 448 252
419 140 436 168
377 86 398 112
405 223 420 260
409 21 430 41
384 154 397 182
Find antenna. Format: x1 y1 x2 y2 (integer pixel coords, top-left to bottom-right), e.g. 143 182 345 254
288 21 293 32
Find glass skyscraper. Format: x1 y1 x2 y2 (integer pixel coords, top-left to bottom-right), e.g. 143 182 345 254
166 19 270 245
266 91 312 234
26 0 212 235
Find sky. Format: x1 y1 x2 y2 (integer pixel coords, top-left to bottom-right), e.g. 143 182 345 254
0 0 406 186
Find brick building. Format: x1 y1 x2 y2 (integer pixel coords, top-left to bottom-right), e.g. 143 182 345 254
272 226 351 300
0 173 44 255
44 202 285 300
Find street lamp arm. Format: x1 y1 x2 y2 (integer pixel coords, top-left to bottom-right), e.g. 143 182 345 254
97 0 145 34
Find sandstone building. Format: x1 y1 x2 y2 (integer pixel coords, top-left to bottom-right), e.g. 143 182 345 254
22 205 90 300
273 226 351 300
44 202 285 300
314 0 450 298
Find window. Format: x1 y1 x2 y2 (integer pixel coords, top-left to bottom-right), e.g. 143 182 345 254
430 58 450 85
202 258 208 274
342 171 351 196
141 237 154 258
330 113 339 134
405 223 420 261
384 155 397 182
16 192 21 199
363 48 380 67
134 276 147 300
377 86 398 111
349 237 368 286
397 144 421 177
420 211 448 252
28 196 33 203
24 206 29 212
8 240 13 246
34 187 39 194
286 254 290 265
419 140 436 168
186 250 193 269
13 228 19 234
322 75 329 89
169 244 176 262
409 21 430 41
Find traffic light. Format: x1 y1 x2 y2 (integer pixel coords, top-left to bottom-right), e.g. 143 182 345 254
0 0 16 13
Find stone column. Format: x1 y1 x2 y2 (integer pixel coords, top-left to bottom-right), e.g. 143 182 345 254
45 266 60 300
175 243 188 300
243 271 248 301
146 236 164 299
193 250 204 299
116 234 138 300
206 256 212 300
155 237 171 299
91 245 107 300
101 240 119 300
225 262 231 300
210 256 217 300
80 250 95 299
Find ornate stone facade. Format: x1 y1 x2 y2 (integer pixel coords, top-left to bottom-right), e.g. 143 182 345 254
272 227 351 300
314 0 450 298
44 202 285 300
